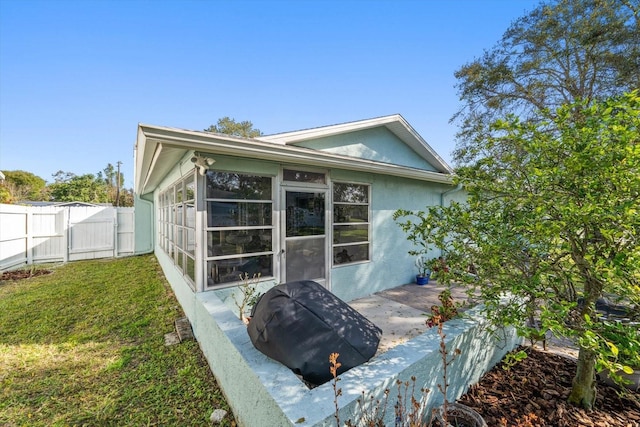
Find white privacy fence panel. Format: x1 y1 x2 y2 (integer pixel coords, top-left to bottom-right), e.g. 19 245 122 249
31 207 66 263
0 204 30 269
68 207 115 261
117 209 135 257
0 204 135 270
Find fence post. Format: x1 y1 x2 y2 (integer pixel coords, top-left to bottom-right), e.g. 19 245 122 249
113 207 118 258
62 207 70 262
26 208 33 265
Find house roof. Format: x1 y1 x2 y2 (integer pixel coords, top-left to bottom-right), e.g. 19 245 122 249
258 114 452 174
135 115 454 196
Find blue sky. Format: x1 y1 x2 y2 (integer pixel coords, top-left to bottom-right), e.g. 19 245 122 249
0 0 540 187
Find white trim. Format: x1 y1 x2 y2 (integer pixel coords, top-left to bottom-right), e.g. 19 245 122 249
136 123 453 195
280 185 330 289
259 115 405 143
259 114 453 174
330 180 372 267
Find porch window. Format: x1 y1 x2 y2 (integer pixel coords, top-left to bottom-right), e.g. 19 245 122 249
205 171 274 287
332 182 370 265
158 172 196 290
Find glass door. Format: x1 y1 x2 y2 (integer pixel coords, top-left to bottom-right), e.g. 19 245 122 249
282 189 327 285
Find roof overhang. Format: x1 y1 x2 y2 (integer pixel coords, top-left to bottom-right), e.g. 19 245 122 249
258 114 453 174
135 123 454 196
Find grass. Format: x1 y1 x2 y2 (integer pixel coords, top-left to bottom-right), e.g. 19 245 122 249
0 255 235 426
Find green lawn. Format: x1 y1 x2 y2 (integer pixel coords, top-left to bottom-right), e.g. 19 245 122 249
0 255 235 426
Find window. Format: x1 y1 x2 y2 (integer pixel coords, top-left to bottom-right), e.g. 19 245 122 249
205 171 274 286
283 168 326 184
158 172 196 289
332 182 370 265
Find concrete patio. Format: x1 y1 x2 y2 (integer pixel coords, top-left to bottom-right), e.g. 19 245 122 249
355 281 578 360
349 281 475 354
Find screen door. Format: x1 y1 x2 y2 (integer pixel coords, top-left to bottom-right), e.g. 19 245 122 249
282 189 327 285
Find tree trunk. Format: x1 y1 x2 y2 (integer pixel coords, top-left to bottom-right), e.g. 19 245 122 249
568 347 597 409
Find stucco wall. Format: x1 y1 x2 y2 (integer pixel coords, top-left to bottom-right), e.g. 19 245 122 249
140 151 459 302
293 127 438 172
155 249 521 426
330 170 452 302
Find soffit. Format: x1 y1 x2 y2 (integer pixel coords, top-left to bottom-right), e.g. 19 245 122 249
135 123 454 196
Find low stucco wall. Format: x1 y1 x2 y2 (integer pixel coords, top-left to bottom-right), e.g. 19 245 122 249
158 250 522 426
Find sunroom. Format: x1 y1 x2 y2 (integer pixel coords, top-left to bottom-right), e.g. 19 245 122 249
134 115 461 303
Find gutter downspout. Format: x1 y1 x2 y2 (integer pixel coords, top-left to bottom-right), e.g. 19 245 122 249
440 184 463 207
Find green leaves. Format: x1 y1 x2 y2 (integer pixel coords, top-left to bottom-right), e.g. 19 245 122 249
1 170 47 201
605 341 619 358
453 0 639 166
400 91 639 402
48 173 110 203
622 365 635 375
204 116 262 138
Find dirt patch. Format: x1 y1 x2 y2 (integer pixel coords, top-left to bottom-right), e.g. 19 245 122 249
458 347 640 426
0 268 53 281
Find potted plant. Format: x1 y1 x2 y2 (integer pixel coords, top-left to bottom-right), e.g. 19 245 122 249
415 256 431 285
393 209 441 286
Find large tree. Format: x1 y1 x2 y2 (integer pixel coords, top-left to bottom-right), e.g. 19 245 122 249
1 170 47 202
0 185 11 204
48 166 134 206
204 116 263 138
396 92 640 409
49 172 109 204
452 0 639 165
444 0 640 408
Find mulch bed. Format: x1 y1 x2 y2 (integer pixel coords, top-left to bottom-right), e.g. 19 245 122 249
458 347 640 426
0 268 52 281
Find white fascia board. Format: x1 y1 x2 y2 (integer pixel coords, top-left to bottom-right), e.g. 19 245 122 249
134 124 156 194
258 115 403 144
259 114 453 174
390 115 454 174
136 124 453 194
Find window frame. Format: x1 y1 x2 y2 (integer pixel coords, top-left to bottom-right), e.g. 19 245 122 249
204 170 275 288
331 181 371 266
158 172 197 290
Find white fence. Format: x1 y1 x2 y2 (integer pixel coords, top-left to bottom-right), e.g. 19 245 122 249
0 204 135 271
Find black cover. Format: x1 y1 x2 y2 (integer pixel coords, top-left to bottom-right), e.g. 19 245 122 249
247 280 382 386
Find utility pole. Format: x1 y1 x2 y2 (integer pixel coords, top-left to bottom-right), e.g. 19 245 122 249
115 161 121 207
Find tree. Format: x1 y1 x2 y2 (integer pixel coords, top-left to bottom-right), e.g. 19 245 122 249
48 166 134 206
395 92 640 409
452 0 639 165
204 116 263 138
117 187 134 207
97 163 126 206
0 184 12 204
48 173 109 204
1 170 47 201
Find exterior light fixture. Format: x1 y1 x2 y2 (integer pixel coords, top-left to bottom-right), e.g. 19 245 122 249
191 153 216 176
